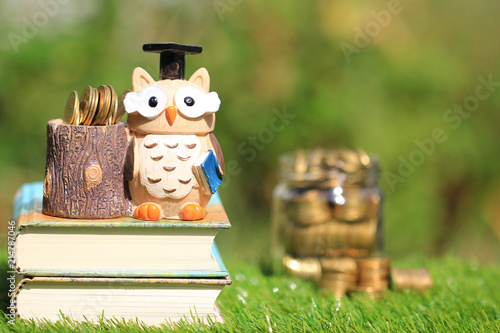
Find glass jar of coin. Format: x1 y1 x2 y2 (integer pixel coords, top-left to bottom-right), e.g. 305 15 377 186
271 148 384 262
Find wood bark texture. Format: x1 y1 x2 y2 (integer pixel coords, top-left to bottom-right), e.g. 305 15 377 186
43 119 132 218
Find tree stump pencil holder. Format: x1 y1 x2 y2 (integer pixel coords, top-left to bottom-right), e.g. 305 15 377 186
42 119 132 219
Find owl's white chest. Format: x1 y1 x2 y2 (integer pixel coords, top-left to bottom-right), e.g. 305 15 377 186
139 134 202 199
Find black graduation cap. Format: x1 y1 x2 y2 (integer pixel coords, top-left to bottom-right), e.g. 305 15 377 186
143 43 203 80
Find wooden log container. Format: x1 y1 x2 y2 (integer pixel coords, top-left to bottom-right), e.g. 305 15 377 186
43 119 132 219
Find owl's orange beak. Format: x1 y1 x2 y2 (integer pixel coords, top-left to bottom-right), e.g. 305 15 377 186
166 106 177 125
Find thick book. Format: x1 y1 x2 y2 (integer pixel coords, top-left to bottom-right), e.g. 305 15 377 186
13 275 231 325
12 182 230 278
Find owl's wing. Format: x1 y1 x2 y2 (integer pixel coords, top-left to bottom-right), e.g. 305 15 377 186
208 132 225 175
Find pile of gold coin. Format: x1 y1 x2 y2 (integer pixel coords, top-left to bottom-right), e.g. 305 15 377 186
319 257 358 297
282 254 434 298
390 268 434 292
63 86 129 126
355 257 390 298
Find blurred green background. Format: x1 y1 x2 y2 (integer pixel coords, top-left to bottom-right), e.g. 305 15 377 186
0 0 499 262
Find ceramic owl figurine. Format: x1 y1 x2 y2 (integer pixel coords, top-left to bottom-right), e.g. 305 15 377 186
123 66 224 221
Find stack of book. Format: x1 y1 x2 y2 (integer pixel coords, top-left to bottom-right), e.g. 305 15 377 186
10 182 231 325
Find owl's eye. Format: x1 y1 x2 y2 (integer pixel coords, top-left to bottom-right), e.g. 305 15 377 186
175 86 221 119
184 96 195 107
149 96 158 107
123 85 168 120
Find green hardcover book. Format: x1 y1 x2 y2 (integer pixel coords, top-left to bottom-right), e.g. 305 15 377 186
12 182 230 278
12 275 232 325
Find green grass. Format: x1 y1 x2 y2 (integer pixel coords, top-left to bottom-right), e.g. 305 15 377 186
0 256 499 332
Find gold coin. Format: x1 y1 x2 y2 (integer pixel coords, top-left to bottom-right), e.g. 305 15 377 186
82 86 93 125
92 85 110 125
357 257 390 270
91 86 104 125
84 87 99 126
308 148 324 168
322 150 339 168
358 274 390 284
320 257 357 273
105 85 117 124
279 148 379 188
80 86 98 126
412 269 434 290
283 256 322 282
92 85 111 125
63 91 79 125
287 217 378 257
331 187 380 222
357 148 371 167
114 89 130 124
356 256 390 293
338 149 363 173
79 86 93 125
287 190 331 225
356 281 390 292
319 259 358 297
296 150 307 169
390 268 433 292
321 274 357 284
107 85 118 125
358 264 389 276
352 287 387 299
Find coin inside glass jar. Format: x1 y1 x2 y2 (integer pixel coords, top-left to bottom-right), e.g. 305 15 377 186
286 189 332 225
328 186 381 222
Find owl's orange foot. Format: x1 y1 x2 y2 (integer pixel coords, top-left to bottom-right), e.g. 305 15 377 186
135 203 162 221
181 204 206 221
